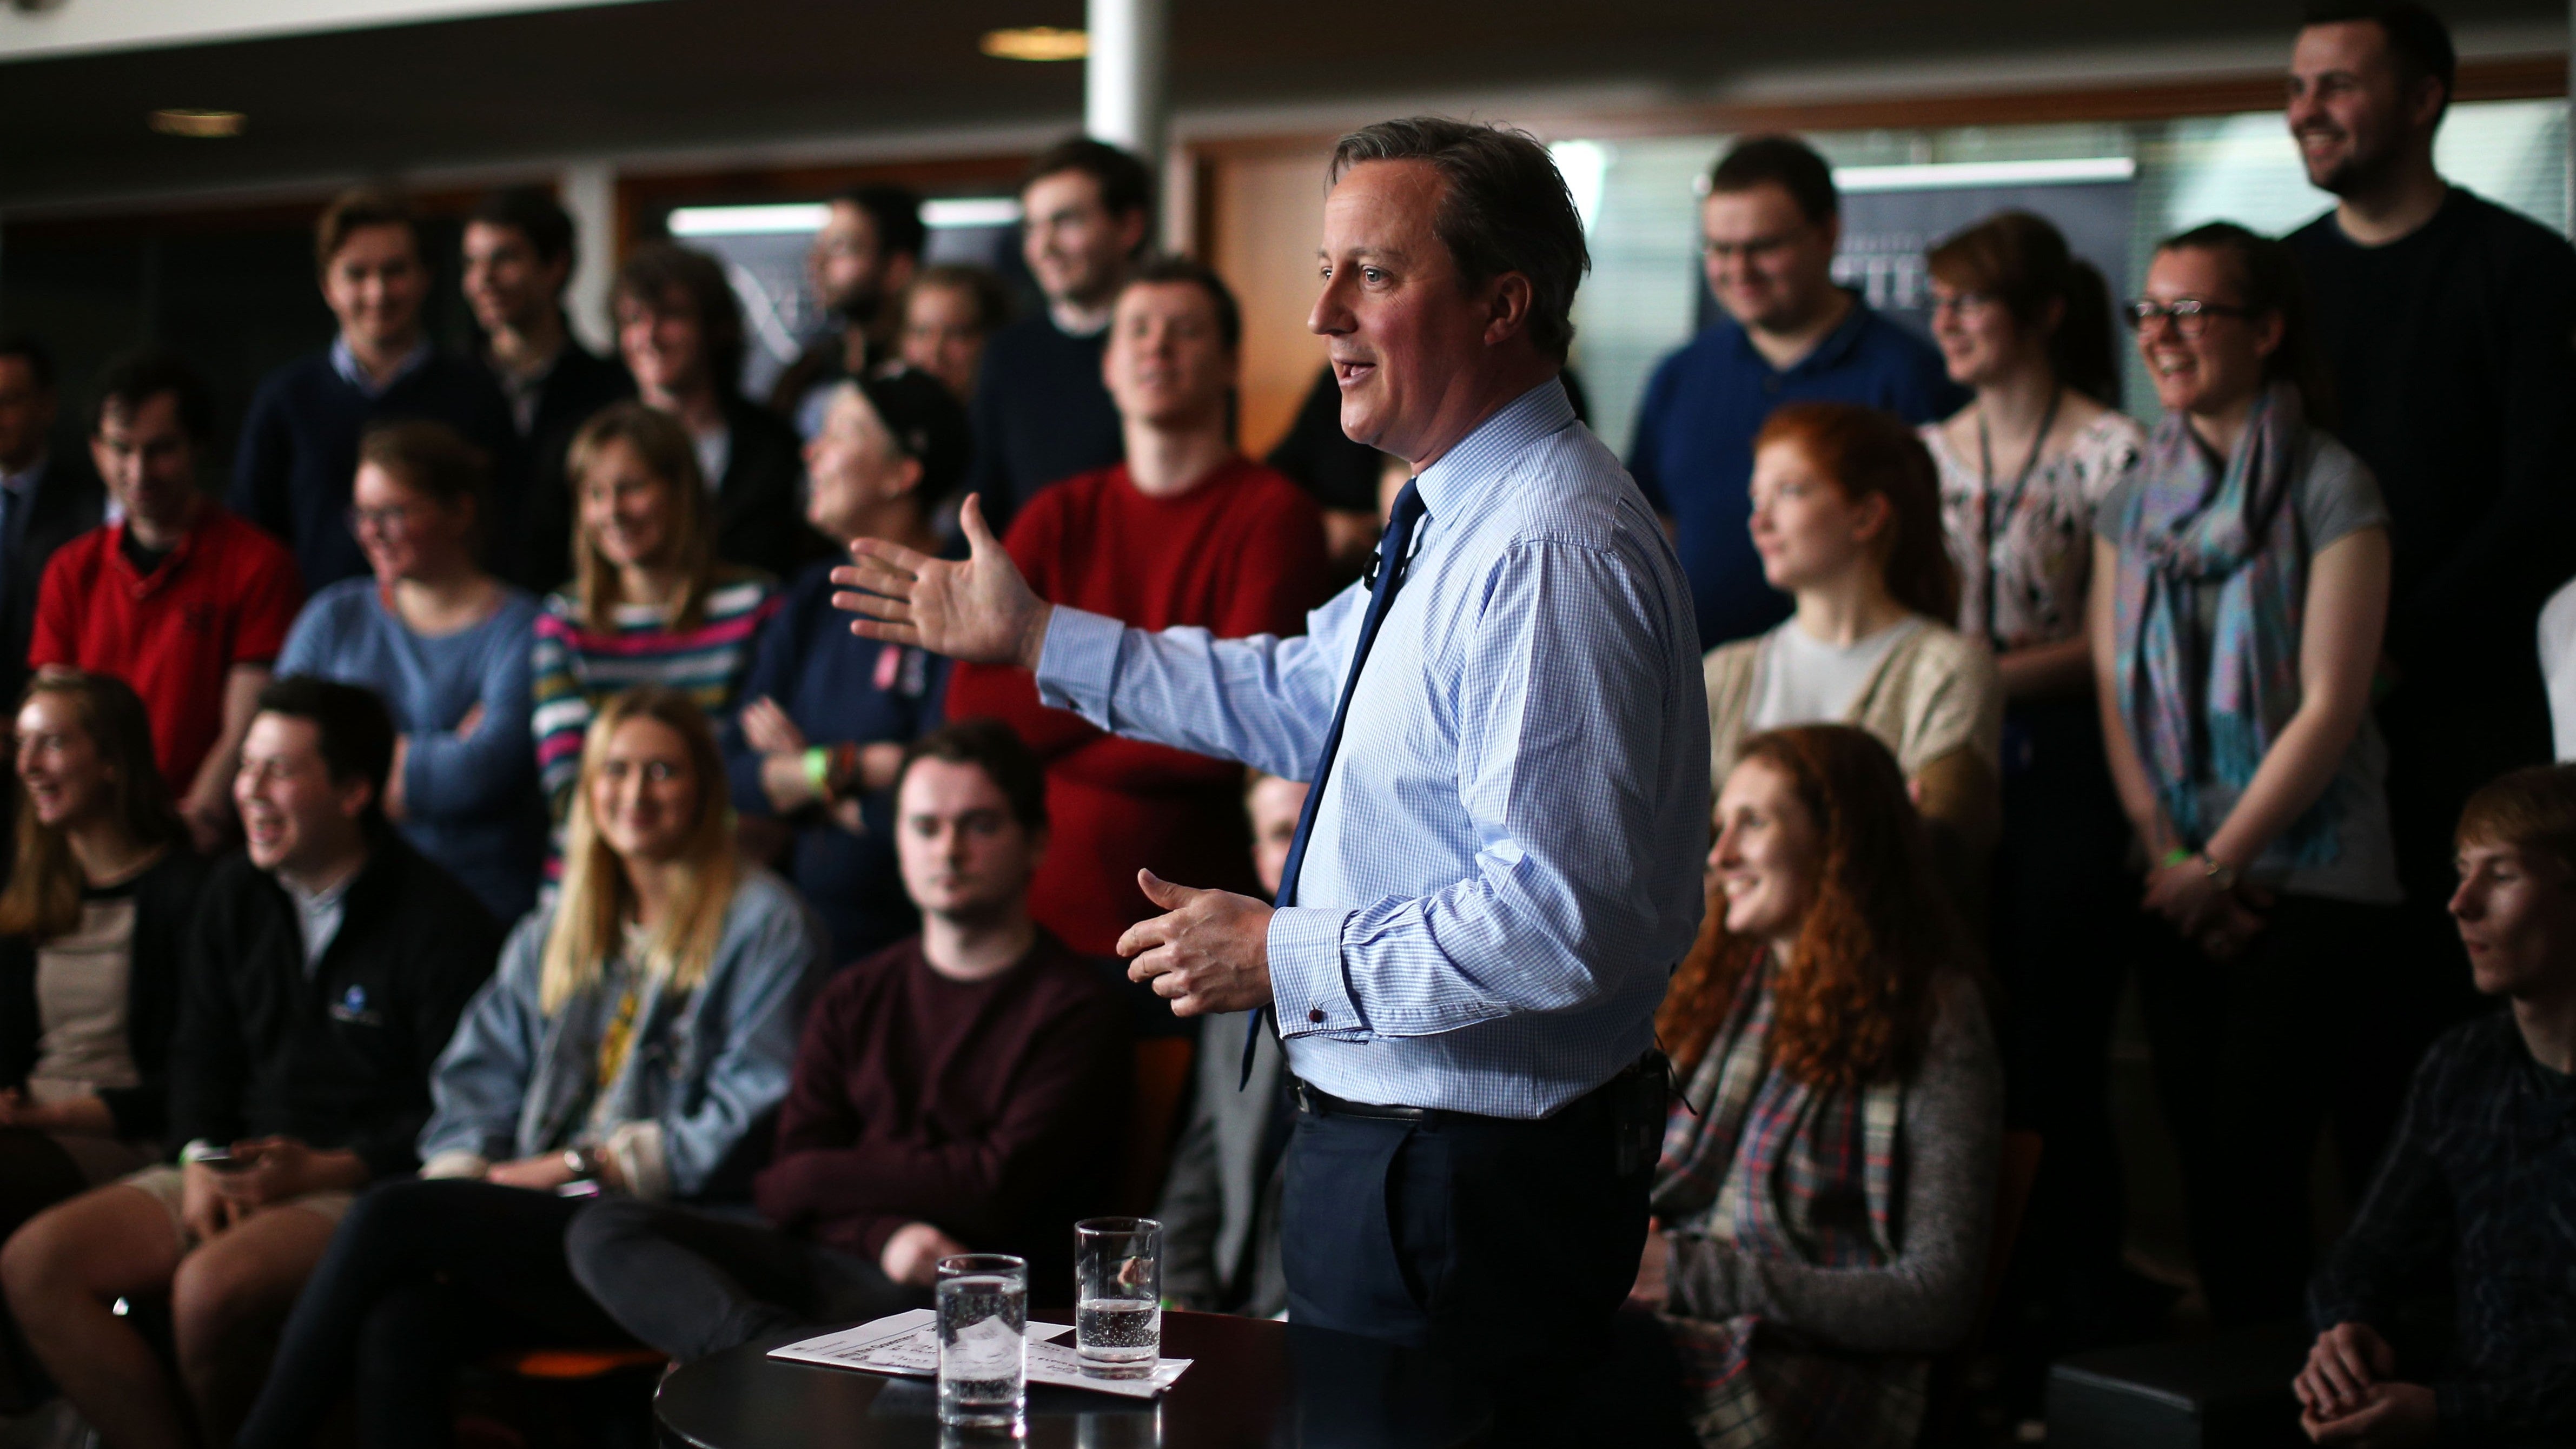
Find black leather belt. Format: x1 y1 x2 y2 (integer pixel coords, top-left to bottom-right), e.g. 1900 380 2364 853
1289 1079 1435 1123
1288 1050 1668 1130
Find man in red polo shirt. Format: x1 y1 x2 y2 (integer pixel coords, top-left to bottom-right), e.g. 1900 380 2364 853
31 352 303 850
944 257 1330 957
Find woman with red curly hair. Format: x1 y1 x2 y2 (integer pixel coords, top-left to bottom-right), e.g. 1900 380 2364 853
1701 402 2002 895
1635 724 2001 1449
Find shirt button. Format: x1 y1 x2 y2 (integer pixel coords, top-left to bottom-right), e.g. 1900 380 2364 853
1307 1008 1325 1024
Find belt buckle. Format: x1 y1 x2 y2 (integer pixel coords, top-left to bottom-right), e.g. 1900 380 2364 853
1292 1079 1321 1116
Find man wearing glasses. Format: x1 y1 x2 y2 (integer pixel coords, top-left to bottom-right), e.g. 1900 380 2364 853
1627 135 1963 654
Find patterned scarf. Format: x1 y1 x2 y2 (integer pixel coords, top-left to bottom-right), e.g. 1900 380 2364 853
2110 380 2339 864
1651 958 1922 1449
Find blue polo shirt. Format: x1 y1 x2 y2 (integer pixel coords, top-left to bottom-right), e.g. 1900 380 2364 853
1628 295 1964 650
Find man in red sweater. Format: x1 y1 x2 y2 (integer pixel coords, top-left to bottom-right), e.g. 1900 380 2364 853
944 257 1331 957
30 352 302 852
563 719 1128 1361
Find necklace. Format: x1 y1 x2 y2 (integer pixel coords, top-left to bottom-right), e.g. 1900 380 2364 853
1974 387 2064 649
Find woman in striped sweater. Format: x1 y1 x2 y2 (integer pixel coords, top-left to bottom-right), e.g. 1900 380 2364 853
533 402 778 837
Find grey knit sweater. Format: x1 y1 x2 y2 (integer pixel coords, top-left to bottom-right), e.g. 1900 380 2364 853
1661 972 2004 1355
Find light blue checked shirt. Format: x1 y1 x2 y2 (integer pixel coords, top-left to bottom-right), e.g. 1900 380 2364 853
1035 378 1708 1117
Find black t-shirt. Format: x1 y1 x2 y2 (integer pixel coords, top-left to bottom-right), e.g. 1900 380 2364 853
2286 189 2576 690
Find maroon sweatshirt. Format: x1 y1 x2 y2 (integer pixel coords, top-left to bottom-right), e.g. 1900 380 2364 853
752 931 1129 1277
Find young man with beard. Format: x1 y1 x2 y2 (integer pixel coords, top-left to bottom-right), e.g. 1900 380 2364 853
462 187 634 581
767 186 925 436
2282 1 2576 1185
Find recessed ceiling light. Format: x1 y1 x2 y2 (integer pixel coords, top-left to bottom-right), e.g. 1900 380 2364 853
149 109 246 138
980 26 1087 61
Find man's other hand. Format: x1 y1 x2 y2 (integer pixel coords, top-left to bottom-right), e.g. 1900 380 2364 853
1119 870 1275 1018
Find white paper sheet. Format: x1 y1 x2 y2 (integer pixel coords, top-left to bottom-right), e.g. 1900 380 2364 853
768 1310 1191 1399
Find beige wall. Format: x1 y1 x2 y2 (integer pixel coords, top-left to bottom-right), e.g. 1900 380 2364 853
1203 146 1335 459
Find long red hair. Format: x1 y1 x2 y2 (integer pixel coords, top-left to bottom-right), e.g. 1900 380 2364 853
1655 724 1966 1091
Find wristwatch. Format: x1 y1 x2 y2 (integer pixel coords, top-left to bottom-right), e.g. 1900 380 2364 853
561 1145 600 1180
2198 853 2241 893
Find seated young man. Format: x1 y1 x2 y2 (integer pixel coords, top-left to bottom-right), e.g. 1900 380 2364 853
0 677 500 1449
30 350 304 852
566 717 1129 1360
2294 763 2576 1448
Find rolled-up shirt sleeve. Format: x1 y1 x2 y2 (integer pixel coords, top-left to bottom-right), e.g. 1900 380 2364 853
1271 540 1684 1042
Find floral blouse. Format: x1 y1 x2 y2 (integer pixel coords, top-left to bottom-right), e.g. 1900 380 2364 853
1922 409 2145 652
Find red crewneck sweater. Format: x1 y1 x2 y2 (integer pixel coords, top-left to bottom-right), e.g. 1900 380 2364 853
945 456 1330 953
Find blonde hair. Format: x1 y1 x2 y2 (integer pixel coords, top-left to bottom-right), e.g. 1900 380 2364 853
565 401 722 633
0 673 183 941
540 686 741 1016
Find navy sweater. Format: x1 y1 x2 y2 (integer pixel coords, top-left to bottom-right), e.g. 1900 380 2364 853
231 349 519 589
963 314 1122 531
725 561 948 967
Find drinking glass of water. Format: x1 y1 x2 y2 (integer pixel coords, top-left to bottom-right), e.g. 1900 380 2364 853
1073 1217 1162 1379
936 1253 1028 1430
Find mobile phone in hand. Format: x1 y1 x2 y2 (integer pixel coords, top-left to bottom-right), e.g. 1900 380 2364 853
195 1150 255 1174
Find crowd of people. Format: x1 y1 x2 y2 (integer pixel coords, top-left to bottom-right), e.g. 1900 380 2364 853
0 1 2564 1445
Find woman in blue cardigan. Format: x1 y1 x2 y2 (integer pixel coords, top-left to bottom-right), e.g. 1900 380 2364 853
234 686 820 1449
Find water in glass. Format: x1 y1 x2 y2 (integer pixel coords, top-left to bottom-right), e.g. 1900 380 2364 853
936 1254 1027 1429
1073 1218 1161 1379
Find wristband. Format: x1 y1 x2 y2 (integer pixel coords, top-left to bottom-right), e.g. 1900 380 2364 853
2158 847 2193 870
802 746 833 800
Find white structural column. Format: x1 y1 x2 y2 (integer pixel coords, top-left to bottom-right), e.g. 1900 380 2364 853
1084 0 1169 163
558 162 618 354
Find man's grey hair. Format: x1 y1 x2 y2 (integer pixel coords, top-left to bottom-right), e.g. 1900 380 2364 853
1328 117 1590 365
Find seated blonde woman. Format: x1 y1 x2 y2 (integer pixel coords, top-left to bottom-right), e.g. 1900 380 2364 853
1703 402 2002 884
234 686 821 1449
1636 724 2002 1449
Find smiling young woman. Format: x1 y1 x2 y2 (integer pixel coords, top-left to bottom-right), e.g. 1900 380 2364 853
2090 220 2400 1327
529 403 778 852
1641 723 1999 1449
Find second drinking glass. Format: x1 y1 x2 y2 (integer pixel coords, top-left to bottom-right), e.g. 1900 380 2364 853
1072 1217 1162 1379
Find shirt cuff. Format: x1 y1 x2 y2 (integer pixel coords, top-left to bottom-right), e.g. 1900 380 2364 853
419 1150 490 1180
1267 906 1365 1039
605 1120 671 1201
1032 606 1125 726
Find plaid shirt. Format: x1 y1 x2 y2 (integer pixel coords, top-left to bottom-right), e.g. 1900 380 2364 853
2310 1011 2576 1443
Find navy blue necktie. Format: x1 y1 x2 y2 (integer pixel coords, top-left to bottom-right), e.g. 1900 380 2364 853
1247 479 1427 1087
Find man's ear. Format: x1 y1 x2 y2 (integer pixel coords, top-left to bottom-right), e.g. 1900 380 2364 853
1484 272 1535 348
2403 75 2448 134
1115 208 1151 261
339 772 378 823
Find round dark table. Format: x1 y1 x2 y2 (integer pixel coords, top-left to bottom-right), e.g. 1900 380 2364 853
653 1309 1492 1448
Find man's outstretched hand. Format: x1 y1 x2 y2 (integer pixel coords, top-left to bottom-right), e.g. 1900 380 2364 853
830 494 1052 669
1119 870 1275 1018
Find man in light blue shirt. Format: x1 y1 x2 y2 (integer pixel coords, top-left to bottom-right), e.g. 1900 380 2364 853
836 118 1706 1395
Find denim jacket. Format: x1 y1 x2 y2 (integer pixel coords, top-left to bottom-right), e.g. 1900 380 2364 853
417 867 822 1200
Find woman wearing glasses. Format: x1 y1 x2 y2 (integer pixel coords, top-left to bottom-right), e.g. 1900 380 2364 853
2091 222 2398 1326
1918 212 2144 1357
277 422 542 924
